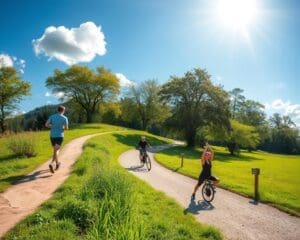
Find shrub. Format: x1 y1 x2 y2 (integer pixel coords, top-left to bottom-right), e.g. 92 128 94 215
7 132 37 157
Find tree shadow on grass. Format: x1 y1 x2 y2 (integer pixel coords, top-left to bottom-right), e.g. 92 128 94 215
184 199 214 215
156 145 263 163
112 133 169 148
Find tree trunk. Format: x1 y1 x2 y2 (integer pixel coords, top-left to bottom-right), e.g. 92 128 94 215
86 110 93 123
185 127 196 147
0 106 5 134
227 142 237 155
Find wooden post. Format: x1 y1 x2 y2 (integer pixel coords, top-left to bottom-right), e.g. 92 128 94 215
180 153 184 168
251 168 260 201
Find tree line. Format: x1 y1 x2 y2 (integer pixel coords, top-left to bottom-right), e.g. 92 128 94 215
1 65 299 154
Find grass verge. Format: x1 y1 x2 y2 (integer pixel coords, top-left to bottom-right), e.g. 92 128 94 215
155 145 300 216
4 132 222 240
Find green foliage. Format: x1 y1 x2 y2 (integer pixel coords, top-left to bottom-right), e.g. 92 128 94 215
0 66 31 133
121 79 171 131
46 65 120 123
7 132 37 157
227 119 260 154
160 68 230 147
156 145 300 216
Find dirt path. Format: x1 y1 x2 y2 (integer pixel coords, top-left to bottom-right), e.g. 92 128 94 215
0 131 120 238
119 146 300 240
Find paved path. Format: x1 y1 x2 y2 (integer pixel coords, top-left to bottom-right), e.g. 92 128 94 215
0 131 120 237
119 146 300 240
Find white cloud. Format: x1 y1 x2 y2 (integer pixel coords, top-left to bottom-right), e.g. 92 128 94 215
266 99 300 126
0 54 14 67
33 21 106 65
0 54 26 73
116 73 135 87
45 91 65 99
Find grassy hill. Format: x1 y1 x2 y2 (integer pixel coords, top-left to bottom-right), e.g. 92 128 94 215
155 145 300 216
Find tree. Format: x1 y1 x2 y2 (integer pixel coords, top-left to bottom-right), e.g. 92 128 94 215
229 88 245 119
160 68 230 147
121 80 170 130
0 67 31 133
46 65 120 123
266 114 299 154
226 120 260 155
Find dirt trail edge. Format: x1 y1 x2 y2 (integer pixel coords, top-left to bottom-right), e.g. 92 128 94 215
119 146 300 240
0 131 123 237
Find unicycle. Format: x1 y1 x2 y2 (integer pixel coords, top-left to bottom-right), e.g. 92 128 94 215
202 180 216 202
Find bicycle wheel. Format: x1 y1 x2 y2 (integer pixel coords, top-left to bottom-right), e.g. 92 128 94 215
202 183 215 202
145 155 151 171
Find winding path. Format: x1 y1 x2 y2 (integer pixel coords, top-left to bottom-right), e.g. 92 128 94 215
119 146 300 240
0 131 120 237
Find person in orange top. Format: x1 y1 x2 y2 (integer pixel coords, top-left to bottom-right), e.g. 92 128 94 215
191 142 220 200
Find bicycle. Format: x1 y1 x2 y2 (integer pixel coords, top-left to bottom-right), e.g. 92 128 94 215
202 179 216 202
139 148 151 171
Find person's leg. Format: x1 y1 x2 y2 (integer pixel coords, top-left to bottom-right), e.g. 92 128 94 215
210 176 220 185
192 173 204 199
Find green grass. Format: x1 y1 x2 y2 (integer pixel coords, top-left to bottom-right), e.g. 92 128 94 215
155 146 300 216
3 132 222 240
0 124 126 192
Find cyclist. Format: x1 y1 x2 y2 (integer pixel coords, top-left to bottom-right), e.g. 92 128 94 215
137 136 150 163
191 142 219 200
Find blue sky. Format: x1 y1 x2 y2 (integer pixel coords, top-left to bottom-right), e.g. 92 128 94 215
0 0 299 124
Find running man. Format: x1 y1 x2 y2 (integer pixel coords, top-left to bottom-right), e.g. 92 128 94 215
191 142 219 200
45 105 69 173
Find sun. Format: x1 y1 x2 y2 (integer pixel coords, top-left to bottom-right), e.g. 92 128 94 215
217 0 258 31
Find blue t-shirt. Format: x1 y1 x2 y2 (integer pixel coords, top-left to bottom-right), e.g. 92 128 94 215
47 113 68 138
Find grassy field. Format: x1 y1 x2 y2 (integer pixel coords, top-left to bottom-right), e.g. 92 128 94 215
4 132 222 240
155 146 300 216
0 124 125 192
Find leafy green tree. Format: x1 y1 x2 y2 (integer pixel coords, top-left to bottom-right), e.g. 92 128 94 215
160 68 230 147
226 120 260 155
0 67 31 133
46 65 120 123
266 114 299 154
122 80 170 130
229 88 245 119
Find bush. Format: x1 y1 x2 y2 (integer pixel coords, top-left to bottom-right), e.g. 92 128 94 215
7 133 37 157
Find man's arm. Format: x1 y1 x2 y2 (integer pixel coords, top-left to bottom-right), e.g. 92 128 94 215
45 119 51 128
64 118 69 130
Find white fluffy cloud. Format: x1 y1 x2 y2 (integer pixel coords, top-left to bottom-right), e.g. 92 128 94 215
266 99 300 126
0 54 26 73
115 73 135 87
33 22 106 65
0 54 14 67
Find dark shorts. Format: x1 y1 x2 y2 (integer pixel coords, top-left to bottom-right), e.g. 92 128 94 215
50 137 63 146
197 172 218 186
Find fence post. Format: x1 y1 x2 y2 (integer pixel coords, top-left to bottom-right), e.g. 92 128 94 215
180 153 185 168
251 168 260 202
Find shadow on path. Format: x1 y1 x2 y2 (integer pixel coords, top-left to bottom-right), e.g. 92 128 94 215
184 199 215 215
125 164 148 173
14 170 52 184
